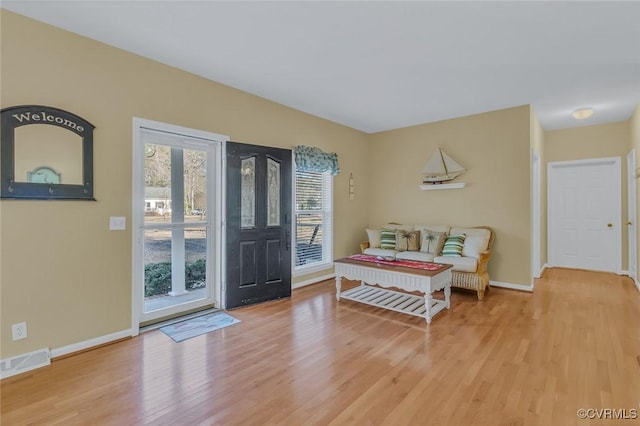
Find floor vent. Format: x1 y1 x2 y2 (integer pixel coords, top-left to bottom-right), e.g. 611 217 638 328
0 348 50 379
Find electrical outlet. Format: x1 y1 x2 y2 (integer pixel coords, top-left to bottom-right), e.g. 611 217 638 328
12 322 27 341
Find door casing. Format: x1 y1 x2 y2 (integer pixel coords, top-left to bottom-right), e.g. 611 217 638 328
547 157 621 274
131 117 228 334
532 151 541 280
627 150 637 282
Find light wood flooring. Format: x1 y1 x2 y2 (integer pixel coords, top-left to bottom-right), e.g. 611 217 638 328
2 268 640 425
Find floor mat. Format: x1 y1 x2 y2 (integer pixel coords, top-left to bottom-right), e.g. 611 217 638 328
159 311 241 342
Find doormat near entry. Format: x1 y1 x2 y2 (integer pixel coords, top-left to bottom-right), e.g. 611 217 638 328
160 311 241 342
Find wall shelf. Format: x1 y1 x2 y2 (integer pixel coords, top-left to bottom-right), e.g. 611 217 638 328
419 182 466 190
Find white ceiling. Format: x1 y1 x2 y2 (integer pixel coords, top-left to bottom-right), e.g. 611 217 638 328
3 1 640 133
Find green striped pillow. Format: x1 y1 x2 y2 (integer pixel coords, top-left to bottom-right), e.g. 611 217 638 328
441 234 466 257
380 228 397 250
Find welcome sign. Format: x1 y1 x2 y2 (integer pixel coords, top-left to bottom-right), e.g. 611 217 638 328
4 105 92 137
1 105 95 200
9 110 88 135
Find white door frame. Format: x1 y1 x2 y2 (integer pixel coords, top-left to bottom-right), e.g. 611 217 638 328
532 151 541 280
131 117 228 335
547 156 622 274
627 150 637 282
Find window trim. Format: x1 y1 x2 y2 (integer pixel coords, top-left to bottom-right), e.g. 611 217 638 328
293 171 333 276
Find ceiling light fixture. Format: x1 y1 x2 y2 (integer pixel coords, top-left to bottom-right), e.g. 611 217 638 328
572 107 594 120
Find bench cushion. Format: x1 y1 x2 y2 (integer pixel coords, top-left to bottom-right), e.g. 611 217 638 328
414 224 450 235
451 227 491 258
396 251 436 262
434 255 478 273
363 248 398 257
366 229 381 248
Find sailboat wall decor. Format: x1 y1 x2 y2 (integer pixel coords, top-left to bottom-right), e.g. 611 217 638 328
419 148 466 190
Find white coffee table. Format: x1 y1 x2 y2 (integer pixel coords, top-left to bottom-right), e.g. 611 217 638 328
334 257 452 324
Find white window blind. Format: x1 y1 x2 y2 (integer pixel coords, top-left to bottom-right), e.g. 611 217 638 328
294 170 333 271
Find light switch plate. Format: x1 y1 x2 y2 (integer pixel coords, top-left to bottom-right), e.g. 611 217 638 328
109 216 126 230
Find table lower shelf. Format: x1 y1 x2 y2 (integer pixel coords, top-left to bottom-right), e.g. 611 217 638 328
339 285 447 320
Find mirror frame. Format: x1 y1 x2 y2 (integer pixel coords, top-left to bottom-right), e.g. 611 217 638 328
1 105 95 200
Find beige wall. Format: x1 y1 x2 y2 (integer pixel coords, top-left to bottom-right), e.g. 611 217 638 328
368 106 532 286
0 11 370 358
545 121 631 162
545 121 631 270
3 9 635 362
530 108 546 272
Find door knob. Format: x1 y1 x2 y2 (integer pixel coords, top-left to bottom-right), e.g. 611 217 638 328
607 223 613 227
627 221 633 226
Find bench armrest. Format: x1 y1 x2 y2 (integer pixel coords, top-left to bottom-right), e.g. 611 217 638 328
477 250 492 274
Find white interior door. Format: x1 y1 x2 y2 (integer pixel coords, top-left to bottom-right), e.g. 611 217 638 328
548 157 621 273
627 150 637 281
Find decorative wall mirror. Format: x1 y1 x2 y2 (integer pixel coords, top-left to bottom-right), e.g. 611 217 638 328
1 105 95 200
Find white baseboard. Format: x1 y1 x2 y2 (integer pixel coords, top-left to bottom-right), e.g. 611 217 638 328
541 263 548 276
1 348 51 379
532 263 548 279
50 328 135 359
2 328 135 379
292 273 335 290
491 280 534 292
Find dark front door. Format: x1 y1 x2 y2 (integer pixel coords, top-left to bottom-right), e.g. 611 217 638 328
226 142 292 309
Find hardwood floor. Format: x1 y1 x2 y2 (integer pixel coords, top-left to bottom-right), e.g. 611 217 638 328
2 268 640 425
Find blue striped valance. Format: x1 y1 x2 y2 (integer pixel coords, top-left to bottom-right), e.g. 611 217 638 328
293 145 340 175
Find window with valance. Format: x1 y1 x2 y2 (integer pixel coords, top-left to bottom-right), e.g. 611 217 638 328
293 146 338 273
293 145 339 176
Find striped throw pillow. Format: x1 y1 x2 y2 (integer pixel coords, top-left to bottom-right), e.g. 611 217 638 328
441 234 466 257
380 228 397 250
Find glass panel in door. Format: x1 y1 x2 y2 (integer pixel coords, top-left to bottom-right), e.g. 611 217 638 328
267 158 281 227
241 157 255 229
141 140 213 321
